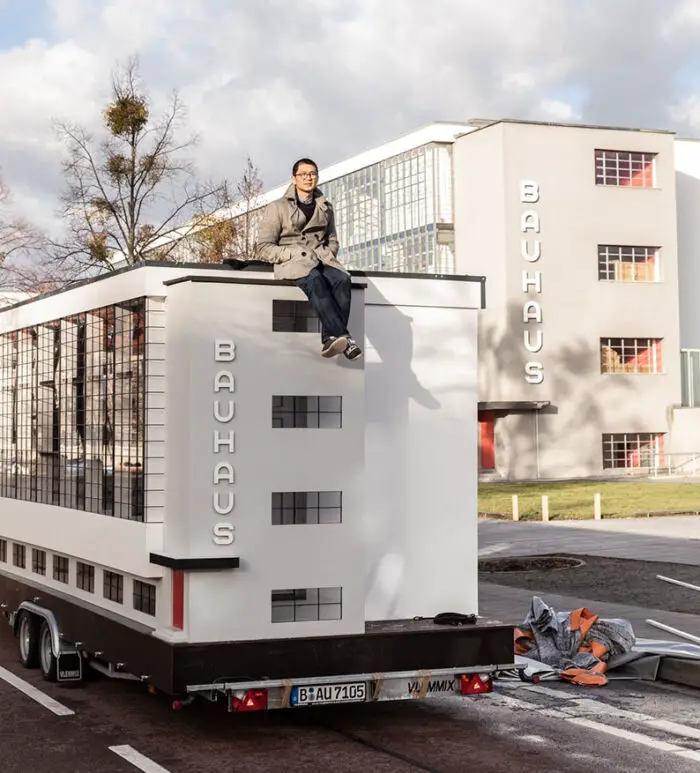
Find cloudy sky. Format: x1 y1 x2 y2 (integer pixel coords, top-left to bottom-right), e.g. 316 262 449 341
2 0 700 233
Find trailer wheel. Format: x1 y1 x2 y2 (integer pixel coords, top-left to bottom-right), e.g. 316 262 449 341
17 613 40 669
38 621 58 682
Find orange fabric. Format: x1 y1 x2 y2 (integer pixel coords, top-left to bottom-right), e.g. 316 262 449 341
569 607 598 641
589 641 608 660
560 668 608 687
514 627 535 656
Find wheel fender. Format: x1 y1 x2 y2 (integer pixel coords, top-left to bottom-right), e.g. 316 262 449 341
14 602 61 658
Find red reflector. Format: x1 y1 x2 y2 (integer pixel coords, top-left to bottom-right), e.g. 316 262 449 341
460 674 493 695
231 689 268 712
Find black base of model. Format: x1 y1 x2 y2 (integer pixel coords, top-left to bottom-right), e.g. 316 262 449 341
0 572 514 697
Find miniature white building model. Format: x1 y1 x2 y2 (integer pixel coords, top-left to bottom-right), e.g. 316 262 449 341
0 264 482 645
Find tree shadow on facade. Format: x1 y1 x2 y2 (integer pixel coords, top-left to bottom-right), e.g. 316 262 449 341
479 301 642 480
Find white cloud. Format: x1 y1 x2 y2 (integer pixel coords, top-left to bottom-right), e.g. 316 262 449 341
1 0 700 232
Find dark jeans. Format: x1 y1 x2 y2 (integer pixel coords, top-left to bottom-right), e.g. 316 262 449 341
294 264 351 342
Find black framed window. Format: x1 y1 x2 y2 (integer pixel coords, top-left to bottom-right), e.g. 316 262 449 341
271 587 343 623
272 300 321 333
53 555 69 584
272 396 342 429
76 561 94 593
0 298 147 521
0 539 6 562
12 543 25 569
103 570 123 604
272 491 343 525
31 548 46 576
133 580 156 616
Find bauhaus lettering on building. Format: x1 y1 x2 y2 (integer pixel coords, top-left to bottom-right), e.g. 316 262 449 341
520 180 544 385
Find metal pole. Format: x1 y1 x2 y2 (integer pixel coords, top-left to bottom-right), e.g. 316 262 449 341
646 619 700 645
535 411 541 480
656 575 700 594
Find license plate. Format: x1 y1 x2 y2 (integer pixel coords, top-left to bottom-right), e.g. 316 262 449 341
291 682 367 706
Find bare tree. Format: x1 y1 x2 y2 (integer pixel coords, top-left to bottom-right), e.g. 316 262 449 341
51 56 232 270
180 155 264 264
0 175 66 299
0 175 39 267
233 155 264 259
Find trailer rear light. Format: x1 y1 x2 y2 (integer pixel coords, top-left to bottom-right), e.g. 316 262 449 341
231 689 268 712
460 674 492 695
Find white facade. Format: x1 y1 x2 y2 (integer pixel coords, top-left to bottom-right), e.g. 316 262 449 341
0 264 482 643
218 119 700 479
674 138 700 351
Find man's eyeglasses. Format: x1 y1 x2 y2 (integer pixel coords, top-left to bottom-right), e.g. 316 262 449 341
295 172 318 179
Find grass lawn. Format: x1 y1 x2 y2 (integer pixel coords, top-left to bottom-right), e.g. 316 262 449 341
478 480 700 520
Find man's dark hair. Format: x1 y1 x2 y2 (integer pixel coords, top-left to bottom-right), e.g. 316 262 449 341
293 158 318 176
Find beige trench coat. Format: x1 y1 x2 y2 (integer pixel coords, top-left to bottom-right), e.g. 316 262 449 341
256 182 348 280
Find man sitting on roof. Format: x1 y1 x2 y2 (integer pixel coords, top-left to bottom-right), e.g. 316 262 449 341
257 157 362 360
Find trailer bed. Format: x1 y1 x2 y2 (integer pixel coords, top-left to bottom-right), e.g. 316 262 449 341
1 571 514 698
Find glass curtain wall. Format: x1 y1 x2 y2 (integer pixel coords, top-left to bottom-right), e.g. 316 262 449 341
318 143 455 273
0 298 146 521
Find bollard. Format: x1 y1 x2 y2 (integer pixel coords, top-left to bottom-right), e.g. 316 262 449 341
512 495 519 522
594 493 602 521
542 495 549 522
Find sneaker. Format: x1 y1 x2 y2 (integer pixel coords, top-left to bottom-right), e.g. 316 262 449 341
344 339 362 360
321 336 348 358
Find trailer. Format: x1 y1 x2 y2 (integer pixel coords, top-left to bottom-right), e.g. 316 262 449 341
0 261 514 712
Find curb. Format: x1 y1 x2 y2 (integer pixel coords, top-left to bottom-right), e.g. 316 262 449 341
658 657 700 690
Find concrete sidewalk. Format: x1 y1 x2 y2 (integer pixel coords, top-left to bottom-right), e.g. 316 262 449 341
479 516 700 565
478 516 700 640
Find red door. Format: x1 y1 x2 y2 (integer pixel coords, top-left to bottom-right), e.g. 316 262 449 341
479 412 495 470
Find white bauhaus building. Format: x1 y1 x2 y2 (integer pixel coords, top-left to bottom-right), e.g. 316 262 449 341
223 118 700 481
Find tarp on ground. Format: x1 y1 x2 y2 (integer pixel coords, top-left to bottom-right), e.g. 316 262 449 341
515 596 636 686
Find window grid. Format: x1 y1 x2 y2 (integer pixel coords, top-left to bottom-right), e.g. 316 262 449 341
600 338 663 374
271 300 321 334
103 570 123 604
12 543 25 569
53 555 69 584
271 587 343 623
77 561 94 593
595 150 656 188
133 580 156 616
0 538 6 562
272 396 342 429
0 298 147 521
272 491 343 525
598 245 659 282
316 144 454 273
602 433 665 470
31 548 46 576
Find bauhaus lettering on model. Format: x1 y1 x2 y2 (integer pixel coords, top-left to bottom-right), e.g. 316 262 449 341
212 338 237 538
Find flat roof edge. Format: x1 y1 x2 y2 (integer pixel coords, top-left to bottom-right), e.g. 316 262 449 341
460 118 675 137
0 261 487 314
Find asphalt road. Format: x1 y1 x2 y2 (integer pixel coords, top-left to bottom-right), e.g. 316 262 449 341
2 623 700 772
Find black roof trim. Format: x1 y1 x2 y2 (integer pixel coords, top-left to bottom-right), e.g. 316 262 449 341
479 400 551 412
163 274 367 289
149 553 241 571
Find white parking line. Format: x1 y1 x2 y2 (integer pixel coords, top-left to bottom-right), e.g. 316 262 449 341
493 688 700 762
0 665 74 716
109 745 171 773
